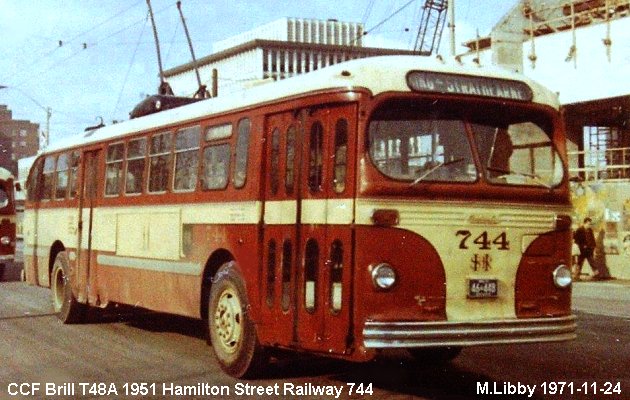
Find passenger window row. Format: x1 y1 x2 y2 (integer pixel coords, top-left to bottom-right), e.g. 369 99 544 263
28 118 251 202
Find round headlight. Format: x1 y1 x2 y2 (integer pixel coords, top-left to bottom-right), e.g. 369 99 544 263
553 265 572 288
0 236 10 245
371 263 396 290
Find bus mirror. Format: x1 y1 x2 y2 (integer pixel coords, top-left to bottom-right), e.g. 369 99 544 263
14 182 22 192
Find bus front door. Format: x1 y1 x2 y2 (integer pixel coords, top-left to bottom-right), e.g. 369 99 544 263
76 150 99 304
262 104 356 355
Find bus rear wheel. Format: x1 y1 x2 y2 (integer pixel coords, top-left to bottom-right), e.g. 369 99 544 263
51 251 86 324
408 346 462 364
208 262 267 378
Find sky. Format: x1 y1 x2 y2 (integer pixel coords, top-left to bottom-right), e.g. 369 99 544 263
0 0 517 144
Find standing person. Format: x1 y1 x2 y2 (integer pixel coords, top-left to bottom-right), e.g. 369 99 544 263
573 218 610 280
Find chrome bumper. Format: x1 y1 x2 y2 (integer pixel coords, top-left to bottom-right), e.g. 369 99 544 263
363 315 577 348
0 254 14 261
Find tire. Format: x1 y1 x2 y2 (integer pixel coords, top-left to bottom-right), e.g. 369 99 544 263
51 251 86 324
408 346 462 364
208 261 267 378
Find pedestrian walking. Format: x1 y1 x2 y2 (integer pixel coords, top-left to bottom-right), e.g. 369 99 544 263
572 217 612 280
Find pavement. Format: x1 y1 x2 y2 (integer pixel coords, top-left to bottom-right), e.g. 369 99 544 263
572 277 630 318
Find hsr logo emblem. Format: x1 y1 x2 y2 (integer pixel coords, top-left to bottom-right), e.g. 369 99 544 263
471 254 492 271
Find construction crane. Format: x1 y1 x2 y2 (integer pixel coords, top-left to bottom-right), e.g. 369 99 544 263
414 0 449 56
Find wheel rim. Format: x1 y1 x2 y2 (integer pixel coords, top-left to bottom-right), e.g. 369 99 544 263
213 287 243 355
52 263 65 312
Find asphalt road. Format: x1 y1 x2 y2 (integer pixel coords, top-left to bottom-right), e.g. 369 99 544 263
1 281 628 400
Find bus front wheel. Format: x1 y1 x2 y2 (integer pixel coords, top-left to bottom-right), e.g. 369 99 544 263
208 262 267 378
51 251 86 323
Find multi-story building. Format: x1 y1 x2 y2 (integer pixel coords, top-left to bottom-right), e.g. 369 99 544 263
163 17 415 97
0 105 40 175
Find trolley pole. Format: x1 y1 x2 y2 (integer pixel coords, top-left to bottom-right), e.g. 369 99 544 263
448 0 456 56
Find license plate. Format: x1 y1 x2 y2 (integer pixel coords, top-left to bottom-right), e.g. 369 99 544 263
468 279 498 299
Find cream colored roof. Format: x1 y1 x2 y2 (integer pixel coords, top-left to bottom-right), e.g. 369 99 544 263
45 55 559 155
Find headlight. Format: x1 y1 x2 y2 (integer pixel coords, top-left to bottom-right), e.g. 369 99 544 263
0 236 10 245
371 263 396 290
553 265 572 288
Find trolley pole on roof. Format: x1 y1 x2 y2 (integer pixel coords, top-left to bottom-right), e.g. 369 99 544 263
176 1 209 98
146 0 173 95
448 0 456 56
43 107 51 149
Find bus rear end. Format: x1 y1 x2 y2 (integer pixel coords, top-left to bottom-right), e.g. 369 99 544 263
354 70 576 359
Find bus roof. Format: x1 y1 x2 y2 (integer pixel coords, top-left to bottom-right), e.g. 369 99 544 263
45 55 559 155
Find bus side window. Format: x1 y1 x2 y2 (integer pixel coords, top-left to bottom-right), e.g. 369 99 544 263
149 132 172 193
304 238 319 313
266 239 277 307
105 143 124 196
308 121 324 192
285 126 296 194
233 118 250 189
174 126 201 192
54 153 69 200
42 155 56 200
26 157 44 202
281 240 292 312
329 240 343 313
125 138 147 195
270 128 280 195
333 119 348 194
68 151 80 198
202 144 230 190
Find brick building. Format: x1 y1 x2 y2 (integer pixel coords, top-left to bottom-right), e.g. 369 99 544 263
0 105 40 175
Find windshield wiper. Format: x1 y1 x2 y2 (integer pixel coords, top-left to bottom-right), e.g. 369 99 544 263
410 158 465 187
486 167 552 189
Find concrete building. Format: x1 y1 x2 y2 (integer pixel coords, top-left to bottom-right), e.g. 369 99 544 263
0 105 40 175
459 0 630 278
163 17 415 97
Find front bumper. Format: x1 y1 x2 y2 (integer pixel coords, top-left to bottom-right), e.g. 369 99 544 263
363 315 577 348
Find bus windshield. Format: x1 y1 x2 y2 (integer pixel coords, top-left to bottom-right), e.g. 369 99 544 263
368 99 564 188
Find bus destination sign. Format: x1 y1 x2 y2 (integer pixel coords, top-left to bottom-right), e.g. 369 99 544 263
407 71 533 101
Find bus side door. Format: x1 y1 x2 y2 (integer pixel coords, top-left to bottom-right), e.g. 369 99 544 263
297 104 356 354
261 104 356 354
260 111 299 346
76 150 100 304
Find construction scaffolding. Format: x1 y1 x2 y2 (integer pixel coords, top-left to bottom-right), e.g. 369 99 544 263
414 0 448 56
570 126 630 181
522 0 630 36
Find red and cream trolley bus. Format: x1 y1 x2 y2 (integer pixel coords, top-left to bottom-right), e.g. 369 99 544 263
23 55 576 377
0 167 17 265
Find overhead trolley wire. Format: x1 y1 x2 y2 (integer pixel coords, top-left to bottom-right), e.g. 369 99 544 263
8 2 173 90
350 0 418 46
113 11 150 118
